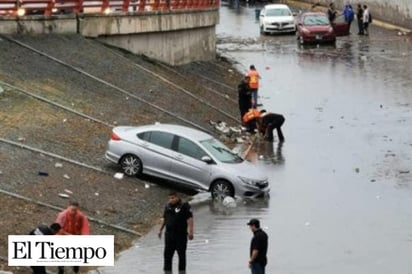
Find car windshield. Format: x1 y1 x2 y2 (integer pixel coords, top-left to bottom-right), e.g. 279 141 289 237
266 8 291 17
200 138 243 163
303 15 329 25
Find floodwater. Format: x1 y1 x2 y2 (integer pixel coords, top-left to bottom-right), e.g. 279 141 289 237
94 5 412 274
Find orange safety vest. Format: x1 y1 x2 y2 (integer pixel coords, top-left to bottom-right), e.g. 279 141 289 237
242 109 260 123
247 70 259 90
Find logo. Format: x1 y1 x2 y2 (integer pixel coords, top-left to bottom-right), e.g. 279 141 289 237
8 235 114 266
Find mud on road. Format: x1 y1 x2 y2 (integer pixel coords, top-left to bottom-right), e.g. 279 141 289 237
0 34 244 273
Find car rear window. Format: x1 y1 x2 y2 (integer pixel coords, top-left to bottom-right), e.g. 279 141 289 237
138 131 174 149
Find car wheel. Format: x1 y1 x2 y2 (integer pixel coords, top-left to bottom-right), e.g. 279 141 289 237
120 154 142 176
211 180 234 200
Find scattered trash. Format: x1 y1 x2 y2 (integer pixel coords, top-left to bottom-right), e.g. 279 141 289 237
205 239 209 243
114 173 124 180
154 121 160 125
259 155 264 160
399 170 410 174
17 137 26 142
370 179 376 182
38 171 49 176
64 189 73 194
329 125 334 129
230 127 242 134
58 193 70 198
222 196 236 208
0 171 2 175
125 96 129 100
62 118 67 123
55 162 63 168
95 192 99 196
235 137 244 144
145 183 150 189
304 221 311 227
354 168 360 173
380 104 383 108
0 86 4 94
225 94 230 99
63 174 70 180
376 195 381 200
360 55 367 61
228 69 233 73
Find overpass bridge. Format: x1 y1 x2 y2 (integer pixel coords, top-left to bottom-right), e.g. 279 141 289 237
0 0 220 65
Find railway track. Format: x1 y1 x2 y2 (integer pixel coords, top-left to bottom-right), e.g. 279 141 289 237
0 35 239 130
0 35 245 250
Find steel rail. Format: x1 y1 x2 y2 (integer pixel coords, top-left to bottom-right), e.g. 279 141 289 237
143 58 238 103
91 41 240 122
0 80 114 128
0 34 214 134
0 188 141 236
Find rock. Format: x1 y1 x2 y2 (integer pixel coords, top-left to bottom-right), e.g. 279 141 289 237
222 196 236 208
114 173 124 180
64 189 73 194
38 171 49 176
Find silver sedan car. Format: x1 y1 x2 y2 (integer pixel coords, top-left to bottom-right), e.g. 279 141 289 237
105 124 269 199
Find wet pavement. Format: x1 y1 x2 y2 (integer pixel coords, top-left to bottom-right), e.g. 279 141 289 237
93 5 412 274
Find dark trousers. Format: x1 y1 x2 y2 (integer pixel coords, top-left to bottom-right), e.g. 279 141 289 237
266 116 285 142
58 266 79 274
239 96 252 122
251 262 265 274
164 234 188 271
357 19 364 34
31 266 46 274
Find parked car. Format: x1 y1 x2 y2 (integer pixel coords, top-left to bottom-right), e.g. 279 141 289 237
105 124 270 199
296 12 349 45
259 4 296 35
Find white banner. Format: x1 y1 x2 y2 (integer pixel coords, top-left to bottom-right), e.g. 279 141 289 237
8 235 114 266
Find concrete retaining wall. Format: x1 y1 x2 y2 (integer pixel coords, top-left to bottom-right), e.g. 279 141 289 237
0 9 219 65
98 26 216 66
297 0 412 29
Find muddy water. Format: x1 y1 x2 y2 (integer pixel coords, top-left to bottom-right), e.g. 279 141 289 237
93 5 412 274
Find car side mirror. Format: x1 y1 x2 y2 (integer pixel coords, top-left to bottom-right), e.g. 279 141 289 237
201 156 214 164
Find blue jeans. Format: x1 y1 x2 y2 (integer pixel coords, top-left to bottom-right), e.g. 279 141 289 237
251 90 258 108
251 262 265 274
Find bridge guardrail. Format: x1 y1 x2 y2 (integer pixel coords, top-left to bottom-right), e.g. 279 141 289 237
0 0 220 16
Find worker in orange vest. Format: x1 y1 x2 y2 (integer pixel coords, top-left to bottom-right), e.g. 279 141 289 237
242 108 261 133
246 65 260 108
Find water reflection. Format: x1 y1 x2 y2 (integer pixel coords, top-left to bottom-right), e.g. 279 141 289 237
248 140 285 165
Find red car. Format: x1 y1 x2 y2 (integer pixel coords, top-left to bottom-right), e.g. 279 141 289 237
296 12 349 45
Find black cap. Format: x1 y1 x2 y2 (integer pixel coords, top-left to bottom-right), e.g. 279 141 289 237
247 218 260 228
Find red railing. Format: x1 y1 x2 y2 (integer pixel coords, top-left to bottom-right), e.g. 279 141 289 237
0 0 219 16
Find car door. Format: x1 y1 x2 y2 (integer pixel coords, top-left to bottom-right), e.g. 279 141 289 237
136 130 175 178
168 136 212 190
332 14 350 36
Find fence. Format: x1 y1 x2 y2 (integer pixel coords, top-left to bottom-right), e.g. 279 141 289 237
0 0 219 16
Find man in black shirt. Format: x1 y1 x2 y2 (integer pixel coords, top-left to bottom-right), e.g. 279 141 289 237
247 218 268 274
29 223 61 274
238 76 252 122
257 110 285 142
159 192 194 272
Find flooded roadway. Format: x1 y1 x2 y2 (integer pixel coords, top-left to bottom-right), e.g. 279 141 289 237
94 5 412 274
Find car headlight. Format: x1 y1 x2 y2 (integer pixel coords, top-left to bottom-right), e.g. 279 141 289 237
239 176 261 186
